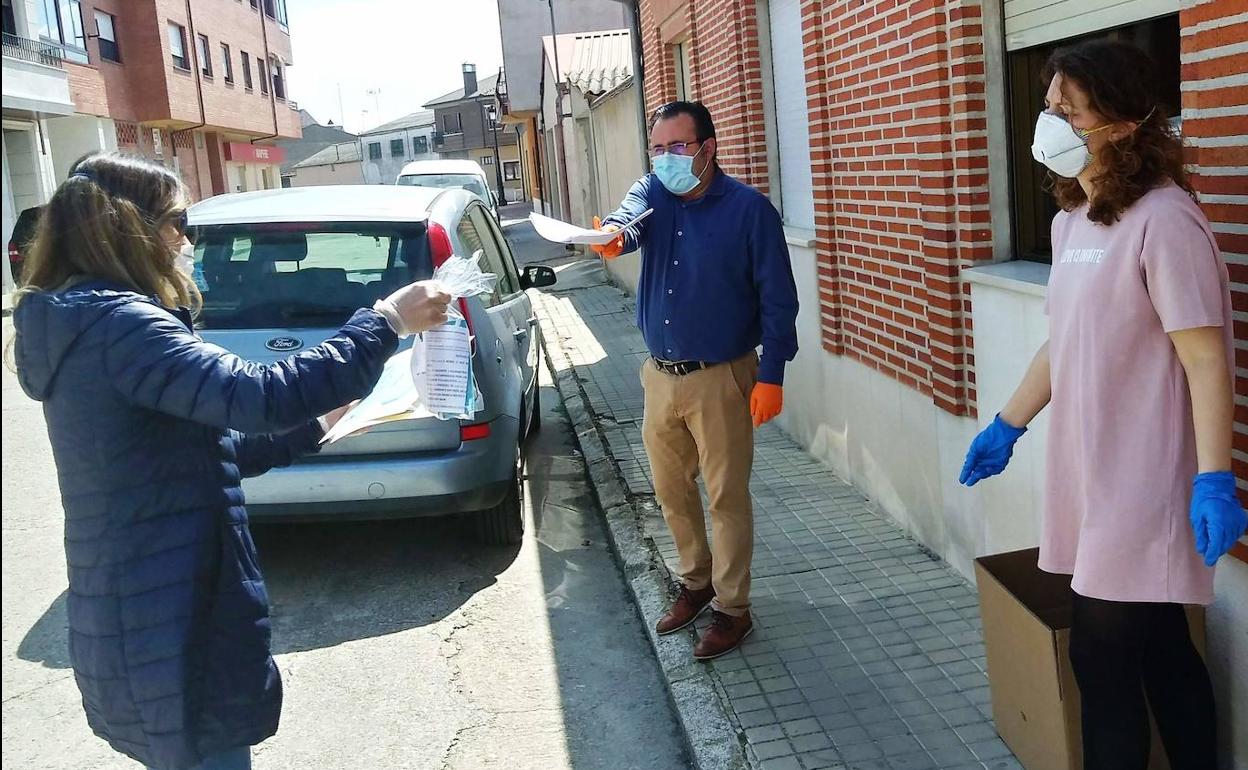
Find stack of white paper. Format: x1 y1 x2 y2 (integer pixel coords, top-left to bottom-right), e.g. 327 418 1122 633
320 349 434 444
529 209 653 245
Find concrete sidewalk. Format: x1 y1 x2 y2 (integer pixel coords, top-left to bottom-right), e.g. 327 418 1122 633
533 259 1021 770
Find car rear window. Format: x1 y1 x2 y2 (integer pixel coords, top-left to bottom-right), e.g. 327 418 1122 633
191 223 432 330
397 173 488 201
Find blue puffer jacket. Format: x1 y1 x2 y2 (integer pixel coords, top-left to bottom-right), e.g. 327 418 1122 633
13 281 398 770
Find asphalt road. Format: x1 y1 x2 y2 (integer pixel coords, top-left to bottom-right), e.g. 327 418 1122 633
1 240 688 770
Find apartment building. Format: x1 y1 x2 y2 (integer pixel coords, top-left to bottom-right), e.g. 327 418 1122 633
424 63 523 203
358 109 437 185
632 0 1247 762
3 0 300 287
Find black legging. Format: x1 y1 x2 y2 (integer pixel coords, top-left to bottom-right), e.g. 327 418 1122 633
1068 592 1217 769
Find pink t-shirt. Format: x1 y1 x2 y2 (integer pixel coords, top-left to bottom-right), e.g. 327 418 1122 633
1043 182 1232 605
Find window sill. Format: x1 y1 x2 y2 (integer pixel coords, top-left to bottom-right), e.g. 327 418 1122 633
172 64 192 73
962 261 1050 299
783 225 816 249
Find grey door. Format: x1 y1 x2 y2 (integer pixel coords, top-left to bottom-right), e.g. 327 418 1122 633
477 206 537 400
455 202 529 424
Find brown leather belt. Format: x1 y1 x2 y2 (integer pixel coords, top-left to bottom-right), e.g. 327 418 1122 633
652 358 711 376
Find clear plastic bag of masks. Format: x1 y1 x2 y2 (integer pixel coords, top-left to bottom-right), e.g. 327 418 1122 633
411 252 499 420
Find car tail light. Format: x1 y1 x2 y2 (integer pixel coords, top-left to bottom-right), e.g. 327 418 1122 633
460 423 491 442
427 222 475 344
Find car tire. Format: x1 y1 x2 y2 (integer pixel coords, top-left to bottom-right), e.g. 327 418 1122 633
527 381 541 437
473 450 524 546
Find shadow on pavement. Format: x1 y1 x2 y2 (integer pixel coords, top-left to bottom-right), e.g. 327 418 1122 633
522 379 692 770
16 516 521 670
255 517 520 655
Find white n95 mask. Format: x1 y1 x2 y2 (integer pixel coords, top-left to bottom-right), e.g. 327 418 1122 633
175 243 195 279
1030 112 1109 178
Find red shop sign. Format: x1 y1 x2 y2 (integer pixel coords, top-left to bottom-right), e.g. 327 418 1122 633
223 142 286 164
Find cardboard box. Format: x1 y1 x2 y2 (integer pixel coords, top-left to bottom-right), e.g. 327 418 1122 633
974 548 1205 770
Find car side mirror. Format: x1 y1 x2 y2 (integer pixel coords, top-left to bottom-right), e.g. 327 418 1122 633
520 264 557 290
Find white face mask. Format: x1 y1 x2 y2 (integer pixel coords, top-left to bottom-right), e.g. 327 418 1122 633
175 243 195 279
1030 112 1110 178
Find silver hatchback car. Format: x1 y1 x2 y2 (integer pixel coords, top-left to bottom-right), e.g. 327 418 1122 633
186 185 556 544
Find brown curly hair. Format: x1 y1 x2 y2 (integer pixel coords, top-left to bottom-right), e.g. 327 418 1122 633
1043 40 1194 225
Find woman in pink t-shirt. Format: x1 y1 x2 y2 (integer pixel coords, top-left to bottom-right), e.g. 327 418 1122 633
960 40 1246 769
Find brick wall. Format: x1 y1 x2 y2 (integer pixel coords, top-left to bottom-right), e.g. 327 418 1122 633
639 0 1245 423
638 0 771 191
1181 2 1248 484
801 0 992 416
65 0 299 139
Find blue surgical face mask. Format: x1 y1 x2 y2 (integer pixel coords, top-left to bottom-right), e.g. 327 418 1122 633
652 143 705 195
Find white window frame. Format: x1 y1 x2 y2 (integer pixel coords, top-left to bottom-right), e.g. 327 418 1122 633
94 10 119 63
168 22 189 70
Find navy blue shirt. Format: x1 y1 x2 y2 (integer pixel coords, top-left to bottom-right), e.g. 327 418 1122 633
605 171 799 385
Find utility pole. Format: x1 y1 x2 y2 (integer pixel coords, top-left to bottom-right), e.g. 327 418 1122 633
544 0 572 220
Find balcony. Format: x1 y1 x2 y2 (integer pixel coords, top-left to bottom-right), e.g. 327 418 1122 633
2 33 74 117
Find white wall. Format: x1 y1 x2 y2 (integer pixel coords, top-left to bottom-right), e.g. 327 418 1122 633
589 84 646 294
2 132 16 291
46 115 117 183
288 161 364 187
1209 559 1248 767
361 124 437 185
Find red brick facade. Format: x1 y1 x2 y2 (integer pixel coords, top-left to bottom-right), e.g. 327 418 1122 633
638 0 1246 426
61 0 300 199
639 0 771 191
1179 4 1248 484
803 0 992 416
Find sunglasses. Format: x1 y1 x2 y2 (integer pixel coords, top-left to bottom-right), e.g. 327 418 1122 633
175 210 196 245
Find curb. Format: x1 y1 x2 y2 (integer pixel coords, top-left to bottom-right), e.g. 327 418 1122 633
542 333 750 770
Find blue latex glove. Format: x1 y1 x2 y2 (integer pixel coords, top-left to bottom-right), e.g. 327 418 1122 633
959 414 1027 487
1190 471 1248 567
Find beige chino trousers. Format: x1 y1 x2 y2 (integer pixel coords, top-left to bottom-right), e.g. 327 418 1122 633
640 353 757 616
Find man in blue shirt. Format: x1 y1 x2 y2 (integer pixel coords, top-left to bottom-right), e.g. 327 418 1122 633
593 101 799 659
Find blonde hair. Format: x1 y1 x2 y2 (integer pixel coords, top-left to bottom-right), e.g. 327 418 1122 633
13 153 199 312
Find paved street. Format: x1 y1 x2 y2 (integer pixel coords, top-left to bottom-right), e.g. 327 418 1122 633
1 299 690 770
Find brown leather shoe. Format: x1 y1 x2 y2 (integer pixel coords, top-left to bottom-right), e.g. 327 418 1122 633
694 611 753 660
655 584 715 635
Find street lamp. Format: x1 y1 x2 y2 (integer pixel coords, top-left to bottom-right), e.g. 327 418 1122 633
485 102 505 203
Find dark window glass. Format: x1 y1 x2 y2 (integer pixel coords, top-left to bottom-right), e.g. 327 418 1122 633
1007 14 1180 262
190 224 433 330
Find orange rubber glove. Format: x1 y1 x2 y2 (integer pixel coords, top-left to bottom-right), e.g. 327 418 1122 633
590 216 625 260
750 383 783 428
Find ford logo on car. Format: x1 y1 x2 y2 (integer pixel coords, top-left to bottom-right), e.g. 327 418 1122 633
265 336 303 352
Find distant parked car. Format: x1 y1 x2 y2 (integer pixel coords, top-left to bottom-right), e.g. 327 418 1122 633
186 185 557 544
397 159 499 220
8 206 42 285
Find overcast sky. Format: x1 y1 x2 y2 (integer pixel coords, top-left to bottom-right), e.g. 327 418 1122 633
285 0 505 134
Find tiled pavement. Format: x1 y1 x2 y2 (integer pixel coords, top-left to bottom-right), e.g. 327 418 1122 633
532 260 1022 770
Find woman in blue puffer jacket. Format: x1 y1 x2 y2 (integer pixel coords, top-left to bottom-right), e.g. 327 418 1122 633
10 153 450 770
